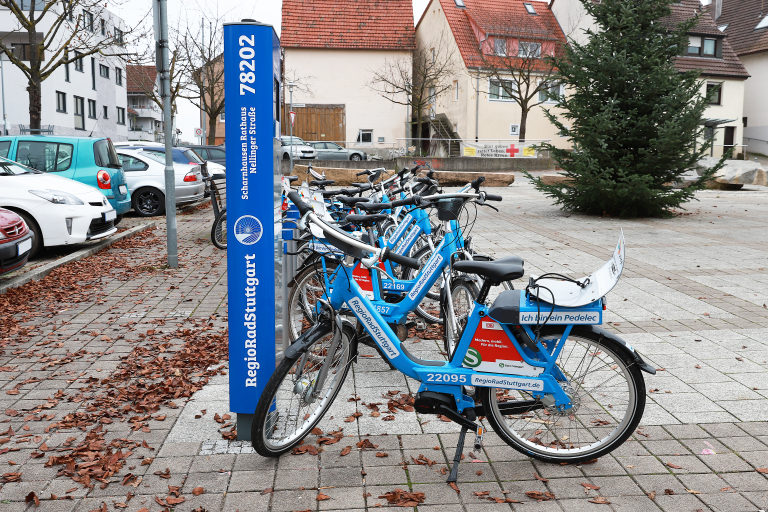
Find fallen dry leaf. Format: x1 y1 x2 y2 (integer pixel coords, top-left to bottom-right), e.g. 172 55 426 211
589 496 611 504
25 491 40 506
378 488 425 507
666 462 683 469
340 446 352 456
317 492 330 501
534 473 549 482
192 487 205 496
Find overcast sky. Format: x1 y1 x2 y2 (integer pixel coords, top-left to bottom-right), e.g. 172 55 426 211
115 0 431 144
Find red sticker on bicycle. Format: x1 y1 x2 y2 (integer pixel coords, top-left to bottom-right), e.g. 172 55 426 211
462 320 540 377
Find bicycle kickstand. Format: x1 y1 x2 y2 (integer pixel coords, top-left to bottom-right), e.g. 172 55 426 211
447 426 468 484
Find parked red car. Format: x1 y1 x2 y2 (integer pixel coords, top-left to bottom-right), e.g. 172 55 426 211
0 208 33 276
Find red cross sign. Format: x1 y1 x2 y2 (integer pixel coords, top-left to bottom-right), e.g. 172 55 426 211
505 144 520 157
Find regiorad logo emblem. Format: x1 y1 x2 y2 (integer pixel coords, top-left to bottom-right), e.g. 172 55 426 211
234 215 263 245
463 347 482 367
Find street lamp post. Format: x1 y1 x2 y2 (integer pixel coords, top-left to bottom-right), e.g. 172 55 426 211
0 54 8 135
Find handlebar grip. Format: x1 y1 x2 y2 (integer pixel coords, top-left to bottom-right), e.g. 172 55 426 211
414 177 433 184
382 248 420 270
390 196 421 208
388 186 404 196
287 191 312 216
471 176 486 192
484 194 502 201
426 170 435 179
397 167 410 177
356 170 370 177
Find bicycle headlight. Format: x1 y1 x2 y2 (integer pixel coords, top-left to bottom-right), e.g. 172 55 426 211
29 189 84 205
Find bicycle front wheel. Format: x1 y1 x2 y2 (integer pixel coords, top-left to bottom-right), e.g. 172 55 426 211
211 210 227 249
480 328 646 464
252 323 356 456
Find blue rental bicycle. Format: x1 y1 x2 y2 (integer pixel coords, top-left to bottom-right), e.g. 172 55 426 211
254 190 656 480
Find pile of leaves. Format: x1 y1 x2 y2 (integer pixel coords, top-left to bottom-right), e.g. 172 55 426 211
378 489 426 507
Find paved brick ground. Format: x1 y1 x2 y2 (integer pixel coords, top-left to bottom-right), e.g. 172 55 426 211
1 179 768 511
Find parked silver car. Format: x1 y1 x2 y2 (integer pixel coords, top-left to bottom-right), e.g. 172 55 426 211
280 136 316 160
116 149 204 217
308 142 367 161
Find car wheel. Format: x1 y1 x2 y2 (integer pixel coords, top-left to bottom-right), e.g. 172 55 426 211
283 153 290 160
14 210 43 260
132 187 166 217
350 154 362 161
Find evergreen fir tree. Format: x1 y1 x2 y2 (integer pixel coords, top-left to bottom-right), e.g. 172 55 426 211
528 0 723 217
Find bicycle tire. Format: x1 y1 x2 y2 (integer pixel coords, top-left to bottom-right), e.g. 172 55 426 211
287 259 341 344
480 327 646 464
442 277 480 359
211 210 227 250
252 323 356 456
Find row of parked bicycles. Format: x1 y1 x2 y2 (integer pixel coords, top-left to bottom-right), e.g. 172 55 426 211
252 164 656 482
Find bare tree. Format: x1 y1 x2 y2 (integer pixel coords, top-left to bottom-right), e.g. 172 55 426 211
178 15 225 145
0 0 140 131
476 15 565 142
127 27 187 133
368 31 457 152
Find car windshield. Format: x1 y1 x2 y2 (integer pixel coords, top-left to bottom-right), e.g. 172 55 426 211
94 139 122 167
183 149 204 164
140 151 166 165
0 157 38 175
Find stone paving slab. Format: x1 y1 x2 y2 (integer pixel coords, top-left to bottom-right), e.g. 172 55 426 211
1 180 768 511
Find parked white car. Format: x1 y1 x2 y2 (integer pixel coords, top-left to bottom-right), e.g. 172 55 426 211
116 149 205 217
0 157 117 258
280 136 317 160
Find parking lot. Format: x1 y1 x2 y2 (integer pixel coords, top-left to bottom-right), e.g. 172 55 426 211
0 175 767 511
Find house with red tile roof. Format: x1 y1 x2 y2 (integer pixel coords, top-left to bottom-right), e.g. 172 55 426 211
281 0 416 153
719 0 768 155
415 0 571 155
126 65 164 142
550 0 749 158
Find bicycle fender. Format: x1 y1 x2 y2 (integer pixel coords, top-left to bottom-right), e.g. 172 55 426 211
284 320 333 359
283 318 358 359
569 325 656 375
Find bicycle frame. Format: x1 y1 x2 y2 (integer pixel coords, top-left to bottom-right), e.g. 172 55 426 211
328 268 579 413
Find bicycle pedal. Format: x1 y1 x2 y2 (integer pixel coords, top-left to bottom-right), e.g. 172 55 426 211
414 319 427 331
474 427 485 450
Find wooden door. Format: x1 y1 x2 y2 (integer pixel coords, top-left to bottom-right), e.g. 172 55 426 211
724 126 735 149
282 105 346 145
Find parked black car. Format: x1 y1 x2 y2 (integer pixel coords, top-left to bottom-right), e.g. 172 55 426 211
188 145 226 167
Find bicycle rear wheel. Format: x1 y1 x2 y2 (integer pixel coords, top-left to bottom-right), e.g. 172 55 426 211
211 210 227 249
287 259 340 344
480 328 645 464
252 323 356 456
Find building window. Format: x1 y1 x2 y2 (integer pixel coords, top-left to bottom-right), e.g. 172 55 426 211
524 2 537 14
454 80 459 101
100 18 105 36
538 81 563 103
219 110 225 122
494 37 507 56
56 91 66 113
706 82 722 105
103 106 109 119
99 64 109 78
743 117 748 127
518 41 542 59
489 79 515 101
74 97 85 130
117 107 125 125
115 28 124 45
91 57 96 90
10 44 44 62
688 36 718 57
430 48 435 63
356 129 373 145
84 11 94 32
115 68 122 86
88 99 97 119
74 51 83 72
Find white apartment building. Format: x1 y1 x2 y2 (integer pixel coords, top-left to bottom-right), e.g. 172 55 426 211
0 2 129 140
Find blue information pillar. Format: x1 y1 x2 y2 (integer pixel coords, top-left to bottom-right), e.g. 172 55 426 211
223 21 282 440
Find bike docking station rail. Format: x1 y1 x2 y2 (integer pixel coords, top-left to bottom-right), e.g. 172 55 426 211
223 20 284 441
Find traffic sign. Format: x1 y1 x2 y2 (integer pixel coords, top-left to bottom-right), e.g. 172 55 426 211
289 111 296 127
194 127 203 137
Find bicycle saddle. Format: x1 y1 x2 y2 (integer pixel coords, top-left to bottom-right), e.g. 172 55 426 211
310 179 336 188
453 258 524 283
357 201 389 212
320 188 359 198
336 196 370 206
286 175 299 183
345 213 388 226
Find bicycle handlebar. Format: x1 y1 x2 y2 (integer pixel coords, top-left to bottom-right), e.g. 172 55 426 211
381 247 420 270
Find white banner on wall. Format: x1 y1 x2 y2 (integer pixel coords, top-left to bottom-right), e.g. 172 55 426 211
460 142 537 158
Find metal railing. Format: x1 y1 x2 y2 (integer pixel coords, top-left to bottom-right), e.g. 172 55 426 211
18 124 53 135
710 144 748 160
